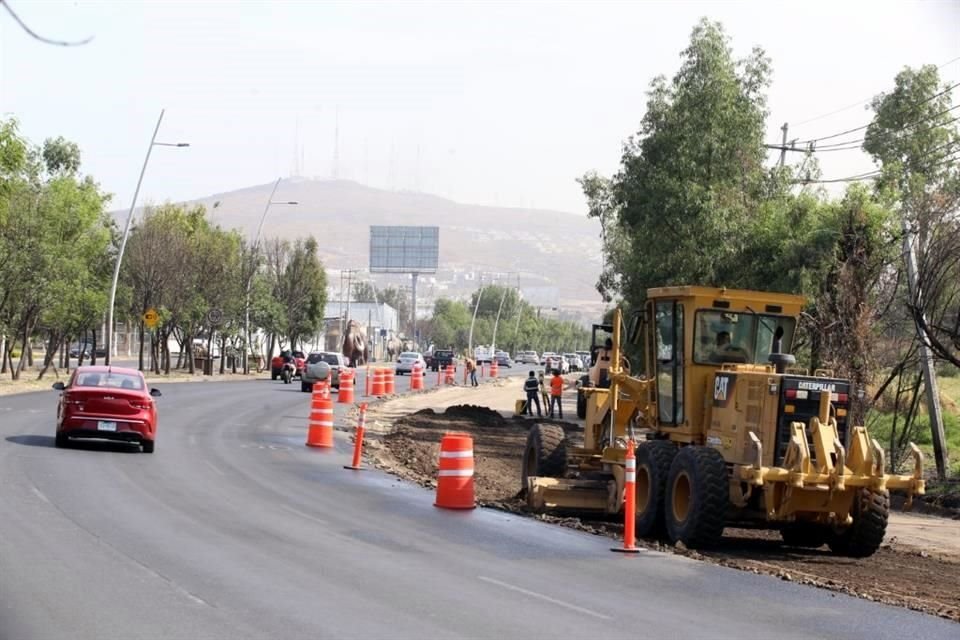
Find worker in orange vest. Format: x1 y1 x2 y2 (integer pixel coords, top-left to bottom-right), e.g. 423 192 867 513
549 368 566 419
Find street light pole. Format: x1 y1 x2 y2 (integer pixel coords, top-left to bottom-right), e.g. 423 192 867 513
242 178 297 374
491 286 509 353
467 274 485 357
105 109 189 365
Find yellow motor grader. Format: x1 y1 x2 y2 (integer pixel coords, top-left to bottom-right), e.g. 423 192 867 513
522 286 924 556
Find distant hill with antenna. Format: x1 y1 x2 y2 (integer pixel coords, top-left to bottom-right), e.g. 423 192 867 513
142 179 605 316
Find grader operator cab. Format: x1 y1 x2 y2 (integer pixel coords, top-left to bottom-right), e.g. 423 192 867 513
522 286 924 557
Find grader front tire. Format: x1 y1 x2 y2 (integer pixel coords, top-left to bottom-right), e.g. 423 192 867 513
828 488 890 558
634 440 677 538
522 423 567 484
665 446 727 549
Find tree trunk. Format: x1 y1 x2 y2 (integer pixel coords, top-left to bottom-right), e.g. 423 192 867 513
0 334 7 374
219 334 227 374
38 331 62 380
187 332 196 374
90 328 98 366
205 332 214 376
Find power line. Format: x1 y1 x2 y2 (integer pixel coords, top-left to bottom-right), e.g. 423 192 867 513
768 108 960 155
0 0 93 46
792 55 960 127
796 87 960 145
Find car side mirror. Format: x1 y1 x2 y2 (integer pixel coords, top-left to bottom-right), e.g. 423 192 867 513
52 381 65 390
150 388 162 397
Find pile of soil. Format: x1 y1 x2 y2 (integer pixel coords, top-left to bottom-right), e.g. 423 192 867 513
368 404 960 622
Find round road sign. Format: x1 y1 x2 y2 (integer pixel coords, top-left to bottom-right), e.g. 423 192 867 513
143 309 159 328
207 308 224 326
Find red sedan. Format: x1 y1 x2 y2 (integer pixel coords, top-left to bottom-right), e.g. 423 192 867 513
53 366 161 453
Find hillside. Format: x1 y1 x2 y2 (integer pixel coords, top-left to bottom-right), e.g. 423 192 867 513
169 179 604 312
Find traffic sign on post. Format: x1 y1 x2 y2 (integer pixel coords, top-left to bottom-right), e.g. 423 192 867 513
143 308 158 328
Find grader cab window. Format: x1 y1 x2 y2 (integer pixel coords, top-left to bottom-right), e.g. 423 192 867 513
694 311 796 366
655 301 683 425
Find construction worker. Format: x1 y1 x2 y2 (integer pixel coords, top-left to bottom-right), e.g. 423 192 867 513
466 357 479 387
549 369 565 419
523 371 542 417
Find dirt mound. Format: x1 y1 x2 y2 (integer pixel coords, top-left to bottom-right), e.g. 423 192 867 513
442 404 507 428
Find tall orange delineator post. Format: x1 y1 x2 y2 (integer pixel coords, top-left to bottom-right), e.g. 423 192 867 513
338 369 355 404
410 363 424 391
344 403 368 470
305 384 334 448
384 368 396 395
611 440 641 553
490 360 499 378
371 367 385 396
434 432 476 509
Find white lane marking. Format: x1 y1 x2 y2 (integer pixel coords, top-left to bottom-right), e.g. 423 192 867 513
278 504 329 526
30 484 51 504
478 576 612 620
203 460 226 476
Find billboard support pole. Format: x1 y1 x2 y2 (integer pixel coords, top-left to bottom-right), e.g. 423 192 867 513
411 272 419 350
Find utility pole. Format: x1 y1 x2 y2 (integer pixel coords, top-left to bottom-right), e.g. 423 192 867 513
779 122 788 169
343 268 357 329
902 217 949 479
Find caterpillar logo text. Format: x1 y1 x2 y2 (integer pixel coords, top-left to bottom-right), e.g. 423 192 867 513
713 374 735 407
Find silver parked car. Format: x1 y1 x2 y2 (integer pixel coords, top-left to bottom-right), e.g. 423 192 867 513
302 351 348 392
395 351 426 375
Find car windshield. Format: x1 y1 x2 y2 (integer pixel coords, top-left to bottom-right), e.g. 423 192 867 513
694 311 797 365
75 371 144 391
400 352 420 359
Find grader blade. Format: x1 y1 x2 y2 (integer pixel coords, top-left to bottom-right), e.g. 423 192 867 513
525 476 612 513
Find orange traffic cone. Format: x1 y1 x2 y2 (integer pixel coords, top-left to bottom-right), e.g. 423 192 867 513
444 364 456 385
306 385 334 448
411 363 424 391
338 369 355 404
490 360 499 378
384 368 396 395
371 367 385 396
344 403 368 471
434 432 476 510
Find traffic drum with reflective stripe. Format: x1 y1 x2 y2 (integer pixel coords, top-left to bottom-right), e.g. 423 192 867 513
434 432 476 509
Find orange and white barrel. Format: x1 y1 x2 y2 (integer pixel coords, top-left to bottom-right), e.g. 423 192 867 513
434 432 476 509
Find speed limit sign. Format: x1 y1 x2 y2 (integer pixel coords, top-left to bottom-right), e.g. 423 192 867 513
207 308 224 326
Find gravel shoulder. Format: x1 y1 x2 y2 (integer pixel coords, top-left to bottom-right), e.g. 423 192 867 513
364 378 960 623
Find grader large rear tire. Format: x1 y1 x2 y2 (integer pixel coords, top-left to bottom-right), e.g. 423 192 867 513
634 440 677 538
828 488 889 558
665 446 727 548
521 423 567 487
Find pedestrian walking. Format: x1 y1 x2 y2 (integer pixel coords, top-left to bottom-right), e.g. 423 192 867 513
523 371 542 417
549 369 565 419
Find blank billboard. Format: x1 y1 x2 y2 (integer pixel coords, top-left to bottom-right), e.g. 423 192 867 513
369 226 439 273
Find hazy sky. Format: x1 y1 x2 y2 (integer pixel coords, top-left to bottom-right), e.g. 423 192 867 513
2 1 958 214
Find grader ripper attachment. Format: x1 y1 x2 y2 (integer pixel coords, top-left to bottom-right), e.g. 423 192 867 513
522 286 924 557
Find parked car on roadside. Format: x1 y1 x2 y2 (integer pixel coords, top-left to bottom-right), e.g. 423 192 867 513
396 351 426 375
494 352 512 368
430 349 455 372
545 354 569 374
52 366 161 453
563 353 583 372
517 351 539 365
301 351 347 392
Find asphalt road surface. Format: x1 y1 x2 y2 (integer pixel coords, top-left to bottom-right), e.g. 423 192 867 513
0 375 955 640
